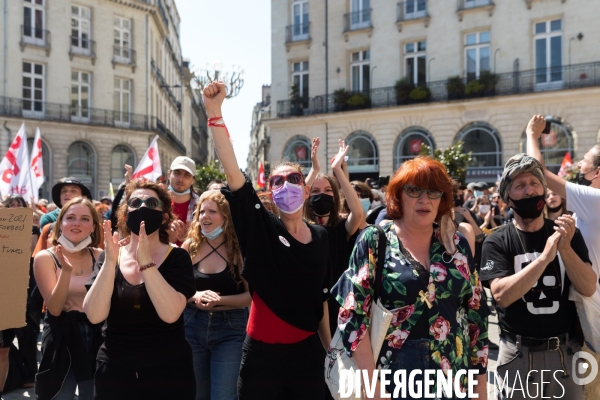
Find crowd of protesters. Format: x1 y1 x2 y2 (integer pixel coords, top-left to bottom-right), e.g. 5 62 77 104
0 86 599 400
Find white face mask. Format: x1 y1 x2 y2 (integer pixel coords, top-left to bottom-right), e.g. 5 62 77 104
478 204 491 214
57 234 92 252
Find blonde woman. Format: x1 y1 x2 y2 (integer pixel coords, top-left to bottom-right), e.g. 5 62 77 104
182 190 250 400
33 197 103 400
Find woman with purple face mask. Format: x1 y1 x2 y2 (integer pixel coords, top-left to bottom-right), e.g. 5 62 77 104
203 81 332 400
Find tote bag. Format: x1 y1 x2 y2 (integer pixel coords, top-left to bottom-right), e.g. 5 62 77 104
325 225 394 400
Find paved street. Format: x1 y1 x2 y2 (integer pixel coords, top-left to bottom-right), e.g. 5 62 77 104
1 289 501 399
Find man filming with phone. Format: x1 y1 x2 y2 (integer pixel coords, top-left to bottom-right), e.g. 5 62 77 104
527 114 600 399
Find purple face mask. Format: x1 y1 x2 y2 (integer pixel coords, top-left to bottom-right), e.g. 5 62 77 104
272 181 305 214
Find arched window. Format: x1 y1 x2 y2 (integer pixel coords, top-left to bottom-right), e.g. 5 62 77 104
520 117 574 174
27 137 51 201
394 127 435 171
454 122 502 183
282 135 312 170
111 145 136 185
67 141 96 198
346 131 379 173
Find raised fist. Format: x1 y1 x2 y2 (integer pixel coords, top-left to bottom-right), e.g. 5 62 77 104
202 81 227 113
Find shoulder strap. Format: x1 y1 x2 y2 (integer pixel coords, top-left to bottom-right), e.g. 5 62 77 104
44 249 61 271
88 247 96 266
372 225 387 302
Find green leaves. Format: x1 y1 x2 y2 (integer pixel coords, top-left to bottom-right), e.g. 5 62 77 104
195 161 226 193
419 141 473 183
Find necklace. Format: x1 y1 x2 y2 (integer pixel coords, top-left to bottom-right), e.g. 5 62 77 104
512 221 562 292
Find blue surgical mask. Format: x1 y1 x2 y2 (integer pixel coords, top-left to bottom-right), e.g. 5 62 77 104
169 185 191 195
202 225 223 240
473 190 483 198
360 198 371 213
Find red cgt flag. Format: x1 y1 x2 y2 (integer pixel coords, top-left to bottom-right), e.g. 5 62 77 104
257 162 266 188
132 135 162 181
558 152 572 178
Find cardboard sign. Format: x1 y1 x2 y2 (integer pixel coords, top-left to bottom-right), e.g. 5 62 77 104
0 208 32 330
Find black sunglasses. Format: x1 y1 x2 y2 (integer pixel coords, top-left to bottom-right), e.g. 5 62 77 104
127 197 163 209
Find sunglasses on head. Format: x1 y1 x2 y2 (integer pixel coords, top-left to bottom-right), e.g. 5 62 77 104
403 185 444 199
269 172 304 189
127 197 163 209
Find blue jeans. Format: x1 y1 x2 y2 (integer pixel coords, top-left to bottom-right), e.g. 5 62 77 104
184 306 248 400
384 339 434 400
53 369 93 400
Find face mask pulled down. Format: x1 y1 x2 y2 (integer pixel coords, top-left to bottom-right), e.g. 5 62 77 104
126 207 164 236
272 181 305 214
202 225 224 240
57 234 92 252
509 195 546 220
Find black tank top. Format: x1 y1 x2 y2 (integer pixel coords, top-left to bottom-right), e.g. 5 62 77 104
192 241 244 296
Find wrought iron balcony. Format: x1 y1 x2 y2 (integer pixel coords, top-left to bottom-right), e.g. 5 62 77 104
343 9 372 32
151 59 181 113
0 96 149 130
397 1 428 22
20 25 51 55
112 46 137 72
68 35 96 64
153 117 186 153
276 61 600 118
286 22 311 43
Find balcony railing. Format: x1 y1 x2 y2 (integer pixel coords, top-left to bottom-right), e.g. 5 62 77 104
68 35 96 64
397 1 428 22
0 96 149 130
343 9 372 32
457 0 494 10
286 22 310 43
276 61 600 118
112 46 137 71
151 59 181 113
20 25 51 55
153 117 186 153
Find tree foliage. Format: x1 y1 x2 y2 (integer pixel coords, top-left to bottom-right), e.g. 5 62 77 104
419 141 472 184
195 161 226 193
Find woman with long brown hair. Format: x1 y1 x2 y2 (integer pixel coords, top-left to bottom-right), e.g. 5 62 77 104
182 190 250 400
33 197 103 400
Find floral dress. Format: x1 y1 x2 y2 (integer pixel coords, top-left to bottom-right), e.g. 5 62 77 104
331 222 490 395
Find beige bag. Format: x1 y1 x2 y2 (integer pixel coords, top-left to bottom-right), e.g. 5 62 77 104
325 225 394 400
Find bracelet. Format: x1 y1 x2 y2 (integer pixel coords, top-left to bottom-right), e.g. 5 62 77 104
139 261 157 272
475 233 486 242
208 116 231 139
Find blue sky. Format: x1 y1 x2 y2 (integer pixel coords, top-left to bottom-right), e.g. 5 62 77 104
177 0 271 170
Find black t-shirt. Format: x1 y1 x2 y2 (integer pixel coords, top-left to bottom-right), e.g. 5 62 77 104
325 218 359 335
480 219 591 338
222 175 332 332
192 262 245 297
86 247 195 368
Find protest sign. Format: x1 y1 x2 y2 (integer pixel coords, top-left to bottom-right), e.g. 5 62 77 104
0 207 32 330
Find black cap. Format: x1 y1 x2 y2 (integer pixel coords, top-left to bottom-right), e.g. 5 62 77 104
51 178 92 207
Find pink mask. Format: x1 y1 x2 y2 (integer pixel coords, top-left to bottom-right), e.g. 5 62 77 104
272 181 305 214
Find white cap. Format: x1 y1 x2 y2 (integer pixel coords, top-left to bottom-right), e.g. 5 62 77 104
170 156 196 175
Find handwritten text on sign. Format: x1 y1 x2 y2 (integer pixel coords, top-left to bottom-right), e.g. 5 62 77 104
0 208 32 330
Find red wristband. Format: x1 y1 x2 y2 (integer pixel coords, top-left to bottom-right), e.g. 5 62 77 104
139 261 157 272
208 117 231 139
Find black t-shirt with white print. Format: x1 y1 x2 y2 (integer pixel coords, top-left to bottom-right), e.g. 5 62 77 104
480 218 591 338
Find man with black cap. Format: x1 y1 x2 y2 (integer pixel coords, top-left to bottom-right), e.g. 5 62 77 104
39 178 92 229
167 156 199 246
480 153 595 399
527 114 600 399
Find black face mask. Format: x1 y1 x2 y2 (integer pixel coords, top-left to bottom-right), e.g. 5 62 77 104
310 193 334 216
454 196 463 207
576 169 595 187
547 203 563 214
508 195 546 220
126 207 164 236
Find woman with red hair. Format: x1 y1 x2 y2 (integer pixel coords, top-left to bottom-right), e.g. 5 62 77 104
331 156 490 398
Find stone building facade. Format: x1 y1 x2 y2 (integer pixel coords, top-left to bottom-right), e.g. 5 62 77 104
259 0 600 183
0 0 207 200
247 85 271 184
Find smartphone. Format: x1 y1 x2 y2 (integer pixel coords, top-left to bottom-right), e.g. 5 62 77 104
542 121 552 134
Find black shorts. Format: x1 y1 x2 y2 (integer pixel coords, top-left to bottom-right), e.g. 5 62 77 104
0 329 15 348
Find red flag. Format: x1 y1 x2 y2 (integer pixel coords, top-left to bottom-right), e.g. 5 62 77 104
558 152 572 178
257 162 266 188
0 123 34 201
410 139 423 154
30 127 44 201
132 135 162 181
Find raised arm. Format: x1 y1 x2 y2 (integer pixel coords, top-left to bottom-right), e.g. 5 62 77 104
203 82 245 191
525 115 567 198
84 220 119 323
332 140 363 236
305 137 321 188
33 248 71 317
